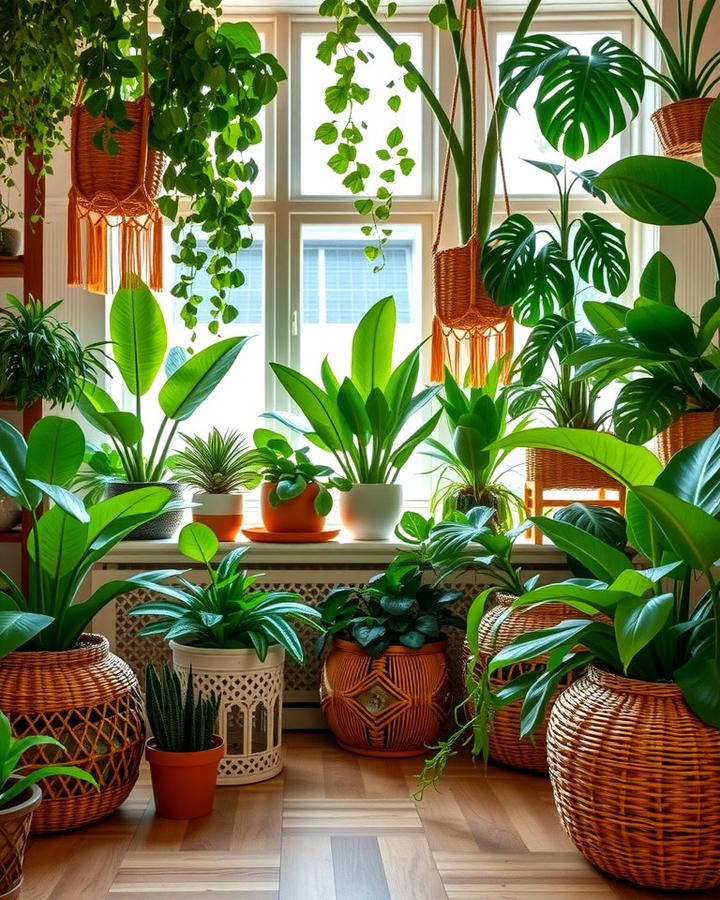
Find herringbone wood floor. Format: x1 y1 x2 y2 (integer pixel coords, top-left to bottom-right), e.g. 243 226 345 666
20 731 714 900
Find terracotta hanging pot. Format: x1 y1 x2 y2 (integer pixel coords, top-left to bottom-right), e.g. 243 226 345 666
651 97 714 159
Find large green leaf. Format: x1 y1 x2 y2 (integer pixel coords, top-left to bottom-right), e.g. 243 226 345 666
582 300 628 334
655 428 720 517
270 363 352 453
595 156 716 225
351 296 395 398
639 252 676 305
28 480 90 523
337 378 372 444
614 591 674 671
109 280 167 396
159 337 250 421
624 492 667 566
26 417 85 487
531 515 630 584
513 314 574 385
0 419 38 509
702 96 720 177
178 522 219 564
0 612 52 657
612 377 688 445
492 427 662 488
625 303 697 356
573 213 629 296
631 485 720 573
674 656 720 728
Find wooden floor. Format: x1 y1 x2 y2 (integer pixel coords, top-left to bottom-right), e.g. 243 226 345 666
21 731 715 900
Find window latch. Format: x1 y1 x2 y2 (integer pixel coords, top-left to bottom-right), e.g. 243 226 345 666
291 309 299 337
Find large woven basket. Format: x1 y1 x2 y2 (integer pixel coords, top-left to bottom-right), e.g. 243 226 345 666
468 593 581 772
656 408 720 464
651 97 715 159
321 637 451 757
0 634 145 834
547 666 720 891
526 447 621 492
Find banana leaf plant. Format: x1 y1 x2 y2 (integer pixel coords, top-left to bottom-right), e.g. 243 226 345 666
481 161 630 427
0 416 186 653
76 278 250 499
266 296 441 484
418 429 720 793
423 360 527 528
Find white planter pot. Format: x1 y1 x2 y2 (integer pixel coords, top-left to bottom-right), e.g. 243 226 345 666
191 491 244 541
339 483 403 540
170 641 284 785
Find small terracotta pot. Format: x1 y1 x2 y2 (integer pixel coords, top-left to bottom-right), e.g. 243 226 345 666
260 482 325 533
0 781 41 899
146 735 224 819
191 491 243 541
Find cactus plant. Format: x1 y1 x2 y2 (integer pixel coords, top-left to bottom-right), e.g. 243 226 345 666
145 664 219 753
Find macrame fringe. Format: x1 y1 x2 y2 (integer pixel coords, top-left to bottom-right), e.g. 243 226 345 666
430 316 513 388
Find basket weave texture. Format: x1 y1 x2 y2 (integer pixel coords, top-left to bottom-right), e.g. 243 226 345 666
0 783 40 897
526 447 621 491
547 666 720 891
321 637 451 757
0 634 145 834
469 593 580 772
651 97 714 159
656 408 720 465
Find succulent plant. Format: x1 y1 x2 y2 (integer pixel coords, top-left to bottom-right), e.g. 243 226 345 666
145 664 219 754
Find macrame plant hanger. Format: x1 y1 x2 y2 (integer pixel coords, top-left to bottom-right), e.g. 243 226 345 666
431 0 513 388
67 69 165 294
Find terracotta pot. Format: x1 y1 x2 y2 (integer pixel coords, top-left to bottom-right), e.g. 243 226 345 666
0 634 145 834
656 408 720 465
146 735 224 819
651 97 714 159
339 483 403 540
191 491 243 541
467 593 583 773
260 482 325 533
321 637 450 757
547 666 720 891
0 781 41 899
105 481 185 540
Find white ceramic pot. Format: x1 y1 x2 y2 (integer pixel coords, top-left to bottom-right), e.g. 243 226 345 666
170 641 284 785
339 483 403 540
191 491 244 541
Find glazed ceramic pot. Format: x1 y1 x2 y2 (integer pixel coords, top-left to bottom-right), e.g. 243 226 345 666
191 491 243 541
260 482 325 533
339 483 403 540
106 481 184 539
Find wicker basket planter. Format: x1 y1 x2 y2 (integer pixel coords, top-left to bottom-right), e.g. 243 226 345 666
321 637 451 757
0 634 145 835
651 97 715 159
468 594 581 773
656 408 720 464
526 447 620 492
547 666 720 891
170 641 285 785
0 782 41 899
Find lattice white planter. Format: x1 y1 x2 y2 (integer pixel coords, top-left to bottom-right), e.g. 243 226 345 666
170 641 284 785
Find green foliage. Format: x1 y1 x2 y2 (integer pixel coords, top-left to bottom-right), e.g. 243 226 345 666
77 280 249 486
131 523 322 663
0 710 98 810
423 363 526 529
551 503 627 579
254 429 349 517
145 664 219 754
170 429 262 494
266 297 441 484
0 295 107 410
0 416 184 651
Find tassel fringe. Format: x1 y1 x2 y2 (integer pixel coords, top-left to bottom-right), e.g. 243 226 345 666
430 315 514 388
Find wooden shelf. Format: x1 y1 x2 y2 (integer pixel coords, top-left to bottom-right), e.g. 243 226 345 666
0 530 23 543
0 256 24 278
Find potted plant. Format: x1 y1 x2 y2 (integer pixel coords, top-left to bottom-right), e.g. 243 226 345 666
0 414 187 833
130 522 321 784
317 521 464 757
0 201 19 257
0 711 98 897
473 426 720 890
423 361 527 528
267 296 441 539
253 429 349 537
144 664 223 820
169 428 262 542
76 278 250 539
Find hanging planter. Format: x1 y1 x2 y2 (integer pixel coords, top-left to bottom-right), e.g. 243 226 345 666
652 97 715 158
68 85 165 294
656 408 720 464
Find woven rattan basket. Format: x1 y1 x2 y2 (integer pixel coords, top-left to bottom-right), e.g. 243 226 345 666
526 447 620 491
656 408 720 464
651 97 714 159
468 593 580 772
0 634 145 835
0 782 41 899
547 666 720 891
321 637 451 757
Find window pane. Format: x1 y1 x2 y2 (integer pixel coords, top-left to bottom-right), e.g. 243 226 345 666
300 32 424 196
496 30 624 194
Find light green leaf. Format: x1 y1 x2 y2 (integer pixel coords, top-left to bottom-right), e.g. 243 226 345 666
178 522 219 564
639 251 676 305
109 280 167 396
351 296 395 398
26 417 85 487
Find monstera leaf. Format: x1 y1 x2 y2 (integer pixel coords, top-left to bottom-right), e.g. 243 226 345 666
612 377 688 444
573 213 629 296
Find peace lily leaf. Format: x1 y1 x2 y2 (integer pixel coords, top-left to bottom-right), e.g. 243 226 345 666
655 428 720 517
675 657 720 728
28 480 90 523
626 303 697 356
26 417 85 487
614 591 674 670
109 280 167 396
351 296 395 397
0 420 37 509
639 252 676 305
0 611 53 657
531 516 630 584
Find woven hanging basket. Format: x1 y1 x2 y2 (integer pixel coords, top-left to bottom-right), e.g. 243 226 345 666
68 93 165 294
526 447 622 492
320 637 451 757
547 666 720 891
466 593 581 773
656 408 720 465
651 97 715 159
0 634 145 835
